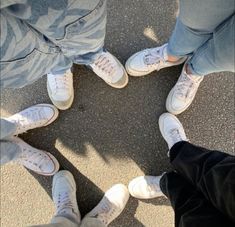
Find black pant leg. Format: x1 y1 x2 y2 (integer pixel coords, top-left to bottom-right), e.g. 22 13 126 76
169 141 235 223
160 171 234 227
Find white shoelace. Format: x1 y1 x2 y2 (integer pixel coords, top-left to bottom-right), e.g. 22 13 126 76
49 72 71 94
144 46 166 68
56 191 76 215
93 54 116 77
169 128 184 146
92 199 118 226
17 145 48 170
175 72 202 99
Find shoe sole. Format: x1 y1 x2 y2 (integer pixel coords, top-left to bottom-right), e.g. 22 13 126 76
47 81 74 110
158 113 184 142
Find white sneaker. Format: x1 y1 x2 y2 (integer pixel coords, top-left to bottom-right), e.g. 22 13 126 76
5 104 59 135
10 136 59 176
166 63 204 115
128 176 164 199
85 184 129 226
47 69 74 110
52 170 81 224
90 51 129 89
125 43 186 76
159 113 188 150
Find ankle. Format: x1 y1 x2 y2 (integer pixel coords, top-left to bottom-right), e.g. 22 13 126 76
167 54 181 63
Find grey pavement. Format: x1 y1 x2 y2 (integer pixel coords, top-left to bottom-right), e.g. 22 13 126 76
0 0 234 227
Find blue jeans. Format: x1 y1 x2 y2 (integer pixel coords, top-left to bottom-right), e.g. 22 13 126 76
0 0 107 88
167 0 235 76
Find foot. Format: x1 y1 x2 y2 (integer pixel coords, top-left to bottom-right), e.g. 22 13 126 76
85 184 129 226
159 113 188 149
90 51 129 89
10 136 59 176
47 69 74 110
125 43 186 76
166 63 204 115
52 170 81 224
5 104 59 135
128 176 164 199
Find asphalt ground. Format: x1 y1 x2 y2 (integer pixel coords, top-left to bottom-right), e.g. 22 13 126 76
1 0 234 227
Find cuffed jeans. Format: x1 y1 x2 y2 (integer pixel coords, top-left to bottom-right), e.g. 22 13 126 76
167 0 235 75
160 141 235 227
0 0 107 88
0 119 22 165
30 216 105 227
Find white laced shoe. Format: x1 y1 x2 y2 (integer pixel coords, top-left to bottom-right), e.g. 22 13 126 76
159 113 188 150
90 51 128 89
52 171 81 224
10 136 59 176
47 69 74 110
166 63 204 115
85 184 129 226
128 176 164 199
5 104 59 135
125 43 186 76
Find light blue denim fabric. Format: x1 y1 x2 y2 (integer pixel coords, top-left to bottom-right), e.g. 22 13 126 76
0 119 22 164
167 0 235 76
0 0 107 88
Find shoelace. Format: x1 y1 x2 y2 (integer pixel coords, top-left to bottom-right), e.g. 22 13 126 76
18 146 48 170
175 72 201 99
13 108 47 133
144 46 165 67
56 192 76 215
93 54 116 76
93 199 117 226
50 72 71 93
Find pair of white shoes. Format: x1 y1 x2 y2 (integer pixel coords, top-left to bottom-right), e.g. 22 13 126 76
126 43 204 115
4 104 60 175
47 51 129 110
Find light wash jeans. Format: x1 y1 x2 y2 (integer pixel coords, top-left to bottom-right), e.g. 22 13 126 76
0 0 107 88
0 119 22 164
30 216 105 227
167 0 235 76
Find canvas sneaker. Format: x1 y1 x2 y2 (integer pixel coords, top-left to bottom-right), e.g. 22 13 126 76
128 175 164 199
90 51 129 89
166 63 204 115
5 104 59 135
52 170 81 224
85 184 129 226
10 136 59 175
47 69 74 110
159 113 188 150
125 43 186 76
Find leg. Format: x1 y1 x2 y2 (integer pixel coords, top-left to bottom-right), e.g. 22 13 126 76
188 14 235 75
159 113 235 222
170 141 235 222
167 0 235 58
31 171 81 227
160 171 234 227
